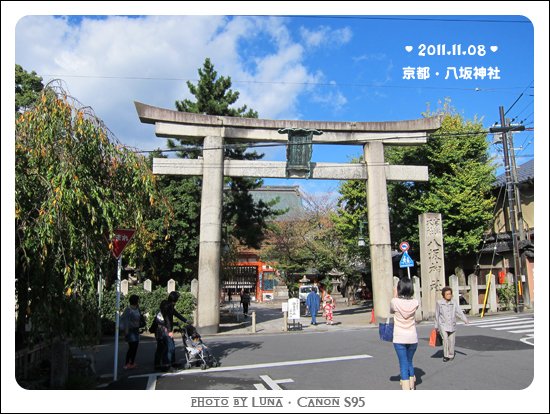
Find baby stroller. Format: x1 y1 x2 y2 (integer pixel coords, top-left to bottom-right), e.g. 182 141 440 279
177 325 220 370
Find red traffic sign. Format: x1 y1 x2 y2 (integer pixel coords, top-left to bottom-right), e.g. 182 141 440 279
399 241 410 252
111 229 136 259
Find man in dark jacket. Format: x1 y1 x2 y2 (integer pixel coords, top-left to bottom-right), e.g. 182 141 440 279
165 291 189 368
240 289 251 317
154 292 189 371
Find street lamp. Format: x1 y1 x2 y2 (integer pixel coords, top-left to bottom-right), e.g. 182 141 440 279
357 221 367 247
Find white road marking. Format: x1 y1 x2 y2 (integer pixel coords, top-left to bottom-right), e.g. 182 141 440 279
492 323 534 331
146 375 158 390
467 317 520 325
258 375 294 390
254 383 267 390
471 319 533 328
520 334 534 346
509 328 535 334
129 354 372 379
479 321 535 329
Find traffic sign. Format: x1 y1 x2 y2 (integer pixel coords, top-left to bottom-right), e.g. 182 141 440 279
399 251 414 268
111 228 136 259
399 241 410 252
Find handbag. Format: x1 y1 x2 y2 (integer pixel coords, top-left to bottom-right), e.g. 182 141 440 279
379 317 394 342
139 312 146 329
148 316 158 334
429 328 443 347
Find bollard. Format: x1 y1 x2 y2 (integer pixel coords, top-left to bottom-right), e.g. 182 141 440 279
283 311 288 332
251 311 256 333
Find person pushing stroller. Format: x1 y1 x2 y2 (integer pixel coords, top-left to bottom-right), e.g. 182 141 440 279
153 291 190 372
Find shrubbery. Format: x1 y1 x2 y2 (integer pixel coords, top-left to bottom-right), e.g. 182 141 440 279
496 281 516 311
99 284 196 334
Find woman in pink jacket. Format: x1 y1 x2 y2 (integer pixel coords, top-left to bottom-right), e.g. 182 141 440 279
390 278 419 390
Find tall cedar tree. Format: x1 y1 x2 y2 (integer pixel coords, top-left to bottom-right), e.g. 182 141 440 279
118 60 281 285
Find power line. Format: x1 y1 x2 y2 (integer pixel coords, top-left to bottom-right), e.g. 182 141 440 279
504 81 533 116
43 73 529 92
515 134 533 155
135 133 511 157
134 129 501 154
268 15 531 24
510 100 534 122
518 112 534 125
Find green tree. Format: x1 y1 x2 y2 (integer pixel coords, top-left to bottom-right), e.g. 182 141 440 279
173 58 279 249
15 64 44 113
130 150 202 284
336 100 496 270
262 193 352 290
175 58 257 118
15 81 169 347
134 59 280 285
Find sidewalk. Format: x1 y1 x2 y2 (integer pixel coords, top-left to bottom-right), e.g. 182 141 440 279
83 301 532 387
217 299 377 335
85 300 377 386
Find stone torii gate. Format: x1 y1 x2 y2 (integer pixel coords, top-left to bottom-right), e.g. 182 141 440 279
135 102 442 334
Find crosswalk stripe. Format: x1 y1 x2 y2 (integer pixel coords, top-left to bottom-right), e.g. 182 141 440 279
468 317 520 325
509 328 535 334
492 324 534 331
473 320 534 328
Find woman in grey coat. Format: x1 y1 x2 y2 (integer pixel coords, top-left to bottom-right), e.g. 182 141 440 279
435 287 469 362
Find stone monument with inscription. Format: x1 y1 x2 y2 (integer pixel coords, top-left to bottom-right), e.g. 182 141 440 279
419 212 446 319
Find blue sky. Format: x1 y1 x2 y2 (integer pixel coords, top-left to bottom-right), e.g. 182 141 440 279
2 2 549 410
10 10 540 197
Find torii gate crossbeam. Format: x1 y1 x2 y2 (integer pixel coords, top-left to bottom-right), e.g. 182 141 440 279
135 102 442 333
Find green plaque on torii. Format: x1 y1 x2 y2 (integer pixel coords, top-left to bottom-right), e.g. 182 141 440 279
278 128 323 178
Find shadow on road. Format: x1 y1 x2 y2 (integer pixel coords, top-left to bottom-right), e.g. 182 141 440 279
429 349 468 359
389 368 426 386
333 304 373 317
207 340 263 360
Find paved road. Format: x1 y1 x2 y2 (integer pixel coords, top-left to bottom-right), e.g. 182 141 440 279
103 316 534 390
461 315 535 346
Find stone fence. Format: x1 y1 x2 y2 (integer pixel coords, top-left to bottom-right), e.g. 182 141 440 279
393 273 508 321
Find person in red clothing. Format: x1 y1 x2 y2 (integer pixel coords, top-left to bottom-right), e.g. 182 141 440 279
322 293 335 325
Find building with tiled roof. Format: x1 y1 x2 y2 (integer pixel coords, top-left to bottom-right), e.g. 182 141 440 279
476 159 534 306
249 185 306 221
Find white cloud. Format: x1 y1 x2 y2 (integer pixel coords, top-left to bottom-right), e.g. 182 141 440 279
352 53 387 62
310 81 348 111
299 25 352 49
15 15 335 150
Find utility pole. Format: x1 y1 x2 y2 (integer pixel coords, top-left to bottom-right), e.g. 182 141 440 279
506 118 526 242
490 107 525 312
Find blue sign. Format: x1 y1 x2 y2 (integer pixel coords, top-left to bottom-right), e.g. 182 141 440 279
399 251 414 268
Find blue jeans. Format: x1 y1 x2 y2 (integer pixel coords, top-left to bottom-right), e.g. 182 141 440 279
393 343 417 380
166 335 176 366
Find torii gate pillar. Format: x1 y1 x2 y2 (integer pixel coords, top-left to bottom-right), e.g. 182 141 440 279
365 141 393 322
197 136 224 334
